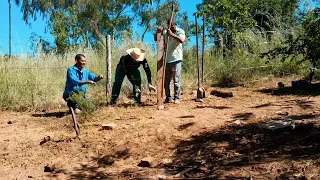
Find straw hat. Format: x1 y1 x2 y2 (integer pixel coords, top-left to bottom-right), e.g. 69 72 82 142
126 48 146 62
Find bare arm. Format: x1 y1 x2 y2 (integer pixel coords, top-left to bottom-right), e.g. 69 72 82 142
167 29 185 43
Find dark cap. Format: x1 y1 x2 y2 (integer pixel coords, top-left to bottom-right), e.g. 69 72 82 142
167 19 176 25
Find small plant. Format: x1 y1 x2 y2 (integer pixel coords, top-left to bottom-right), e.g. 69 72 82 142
67 92 96 118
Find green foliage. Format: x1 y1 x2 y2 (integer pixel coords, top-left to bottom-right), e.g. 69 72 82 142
15 0 154 54
67 92 95 117
197 0 300 49
261 8 320 68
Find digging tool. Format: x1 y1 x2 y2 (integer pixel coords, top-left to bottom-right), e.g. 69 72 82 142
69 107 80 137
195 13 205 102
157 2 175 109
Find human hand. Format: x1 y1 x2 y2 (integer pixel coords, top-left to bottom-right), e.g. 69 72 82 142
148 84 156 92
167 29 175 37
97 75 104 80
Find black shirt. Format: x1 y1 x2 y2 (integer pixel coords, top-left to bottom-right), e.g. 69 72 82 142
118 54 152 83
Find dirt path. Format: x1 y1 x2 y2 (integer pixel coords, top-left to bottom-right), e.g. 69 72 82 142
1 79 320 179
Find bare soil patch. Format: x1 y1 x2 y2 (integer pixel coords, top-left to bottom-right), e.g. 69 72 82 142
1 78 320 179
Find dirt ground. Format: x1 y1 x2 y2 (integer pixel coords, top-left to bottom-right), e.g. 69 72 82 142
1 78 320 180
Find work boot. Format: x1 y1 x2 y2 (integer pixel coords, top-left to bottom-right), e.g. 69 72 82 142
165 97 173 103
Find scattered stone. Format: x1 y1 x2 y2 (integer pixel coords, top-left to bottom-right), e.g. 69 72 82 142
101 123 117 130
162 158 173 165
138 157 155 167
156 175 167 180
27 176 33 178
40 136 51 145
7 121 12 124
0 152 9 157
260 120 295 130
44 165 54 172
276 111 289 116
233 120 243 125
210 90 233 98
157 105 165 110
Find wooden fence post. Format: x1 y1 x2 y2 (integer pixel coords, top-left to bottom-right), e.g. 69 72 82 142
106 35 112 104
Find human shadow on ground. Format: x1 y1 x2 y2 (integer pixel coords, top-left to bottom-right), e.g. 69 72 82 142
165 114 320 179
32 111 69 118
257 82 320 97
232 112 254 120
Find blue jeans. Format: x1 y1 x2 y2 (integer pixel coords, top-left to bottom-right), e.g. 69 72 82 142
165 61 182 101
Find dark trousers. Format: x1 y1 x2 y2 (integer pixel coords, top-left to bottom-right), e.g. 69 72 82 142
110 66 142 104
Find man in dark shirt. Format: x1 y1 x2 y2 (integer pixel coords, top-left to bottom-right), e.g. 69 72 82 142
110 48 156 105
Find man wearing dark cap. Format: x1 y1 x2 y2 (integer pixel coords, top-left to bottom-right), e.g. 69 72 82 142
154 19 186 104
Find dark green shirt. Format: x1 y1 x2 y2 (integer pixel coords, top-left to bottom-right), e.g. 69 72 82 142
118 54 152 83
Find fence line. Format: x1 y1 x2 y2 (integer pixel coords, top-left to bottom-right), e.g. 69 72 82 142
0 67 68 69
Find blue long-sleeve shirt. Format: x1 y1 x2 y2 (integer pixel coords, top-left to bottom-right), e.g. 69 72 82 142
63 65 96 99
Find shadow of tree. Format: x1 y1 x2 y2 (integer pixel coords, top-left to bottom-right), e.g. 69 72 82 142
250 103 273 109
178 122 195 131
257 83 320 97
113 102 154 108
232 112 254 120
195 105 231 110
166 116 320 179
273 113 320 121
47 149 131 179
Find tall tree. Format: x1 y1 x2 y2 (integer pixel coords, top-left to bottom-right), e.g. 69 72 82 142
15 0 151 54
197 0 300 49
261 7 320 70
134 0 186 42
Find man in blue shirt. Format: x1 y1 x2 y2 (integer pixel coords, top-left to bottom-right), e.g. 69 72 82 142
63 54 103 111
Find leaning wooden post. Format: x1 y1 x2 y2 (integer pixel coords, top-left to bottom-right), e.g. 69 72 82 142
161 3 175 99
106 35 112 105
157 2 174 109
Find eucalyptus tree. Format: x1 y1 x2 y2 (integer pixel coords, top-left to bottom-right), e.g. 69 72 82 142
15 0 152 54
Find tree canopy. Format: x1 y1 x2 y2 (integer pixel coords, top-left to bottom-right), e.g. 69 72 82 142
196 0 300 49
15 0 183 54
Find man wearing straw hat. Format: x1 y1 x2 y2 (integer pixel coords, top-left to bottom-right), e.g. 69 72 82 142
110 48 156 105
154 19 185 104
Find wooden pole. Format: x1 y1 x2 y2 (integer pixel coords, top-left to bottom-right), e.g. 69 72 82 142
201 15 205 84
8 0 12 58
195 14 200 90
161 3 175 99
156 27 164 110
106 35 112 104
